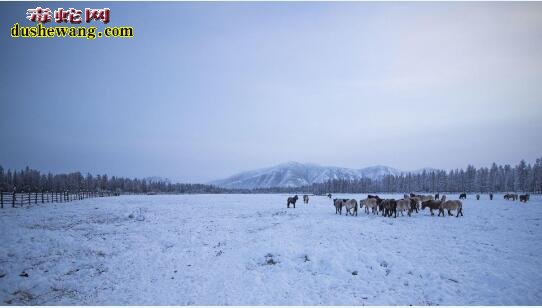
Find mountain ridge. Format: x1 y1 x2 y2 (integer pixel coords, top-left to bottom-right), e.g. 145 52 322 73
210 162 433 189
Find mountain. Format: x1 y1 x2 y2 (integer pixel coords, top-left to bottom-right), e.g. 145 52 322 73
358 165 402 179
145 176 171 184
210 162 406 189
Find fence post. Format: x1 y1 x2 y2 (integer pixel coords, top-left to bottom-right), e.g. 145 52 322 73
1 192 3 208
12 191 16 208
34 192 37 204
41 191 44 203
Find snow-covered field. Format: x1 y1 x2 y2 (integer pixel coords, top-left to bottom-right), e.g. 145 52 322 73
1 193 541 305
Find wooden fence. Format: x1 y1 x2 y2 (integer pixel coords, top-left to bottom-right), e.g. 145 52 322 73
0 191 118 208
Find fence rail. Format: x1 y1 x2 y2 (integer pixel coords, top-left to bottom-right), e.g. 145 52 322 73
0 191 118 208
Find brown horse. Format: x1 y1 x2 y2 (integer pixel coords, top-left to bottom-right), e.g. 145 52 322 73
333 198 344 215
287 195 298 208
421 199 443 216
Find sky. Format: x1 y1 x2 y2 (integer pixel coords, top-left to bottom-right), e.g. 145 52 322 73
1 2 541 183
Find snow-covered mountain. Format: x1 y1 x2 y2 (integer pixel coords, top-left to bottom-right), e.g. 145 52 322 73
358 165 402 179
210 162 407 189
145 176 171 184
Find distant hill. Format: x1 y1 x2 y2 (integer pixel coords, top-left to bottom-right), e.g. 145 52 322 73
145 176 171 184
209 162 420 189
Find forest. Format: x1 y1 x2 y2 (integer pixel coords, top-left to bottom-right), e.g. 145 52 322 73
1 157 541 194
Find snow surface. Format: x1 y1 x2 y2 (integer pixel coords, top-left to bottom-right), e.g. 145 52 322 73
1 193 541 305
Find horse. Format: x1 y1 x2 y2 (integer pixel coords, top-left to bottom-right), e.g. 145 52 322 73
361 198 379 215
476 194 480 200
343 199 358 216
505 193 518 201
409 197 421 213
435 193 440 200
421 199 443 216
303 195 309 204
439 200 463 217
327 193 332 199
520 194 530 203
287 195 298 208
380 199 397 218
459 193 467 200
368 195 383 204
396 199 412 217
333 198 349 215
489 193 493 200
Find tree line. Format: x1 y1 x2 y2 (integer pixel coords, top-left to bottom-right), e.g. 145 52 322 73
274 157 542 194
0 166 228 194
1 157 541 194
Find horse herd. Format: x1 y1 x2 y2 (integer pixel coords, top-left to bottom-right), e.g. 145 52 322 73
459 192 530 202
503 193 530 202
332 193 463 218
286 192 532 218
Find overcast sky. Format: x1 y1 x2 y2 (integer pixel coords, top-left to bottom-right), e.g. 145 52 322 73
1 2 541 182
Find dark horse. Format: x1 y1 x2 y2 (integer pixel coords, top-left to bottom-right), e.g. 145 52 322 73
368 194 382 202
459 193 467 200
287 195 299 208
380 199 397 218
520 194 530 203
504 193 518 201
